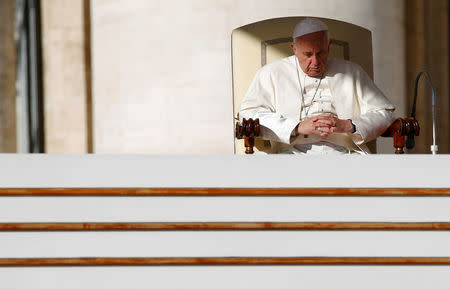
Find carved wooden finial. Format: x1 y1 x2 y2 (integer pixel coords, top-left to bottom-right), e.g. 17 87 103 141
235 118 260 154
382 118 420 154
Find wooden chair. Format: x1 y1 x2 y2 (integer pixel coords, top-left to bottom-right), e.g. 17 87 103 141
232 16 418 154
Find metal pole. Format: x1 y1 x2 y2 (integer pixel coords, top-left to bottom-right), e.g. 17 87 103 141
412 70 438 155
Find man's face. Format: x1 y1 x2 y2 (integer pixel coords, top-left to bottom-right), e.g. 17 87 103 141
291 31 330 77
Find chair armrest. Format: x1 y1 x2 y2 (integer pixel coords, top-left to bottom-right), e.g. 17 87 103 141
235 118 260 154
381 118 420 154
236 117 420 154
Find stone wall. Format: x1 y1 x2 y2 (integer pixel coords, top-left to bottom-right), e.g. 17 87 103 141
41 0 89 153
0 0 17 153
91 0 406 154
2 0 409 154
406 0 449 154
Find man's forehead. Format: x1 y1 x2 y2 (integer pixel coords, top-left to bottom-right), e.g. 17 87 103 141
295 32 328 49
296 31 327 42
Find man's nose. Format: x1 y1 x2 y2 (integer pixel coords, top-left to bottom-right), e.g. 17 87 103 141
311 55 319 65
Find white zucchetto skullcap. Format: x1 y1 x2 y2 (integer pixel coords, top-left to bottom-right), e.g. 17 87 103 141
292 18 328 39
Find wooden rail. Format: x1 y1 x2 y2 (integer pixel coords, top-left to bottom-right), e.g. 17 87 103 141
2 257 450 266
2 188 449 268
0 188 449 196
1 222 450 231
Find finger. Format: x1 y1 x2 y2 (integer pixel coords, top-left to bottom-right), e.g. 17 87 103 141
314 130 330 137
312 127 333 135
316 115 338 125
317 127 333 134
314 122 335 129
319 127 333 133
315 120 335 127
315 117 335 125
310 127 322 135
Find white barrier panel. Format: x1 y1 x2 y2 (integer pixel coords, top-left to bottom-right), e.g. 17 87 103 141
1 267 450 289
1 197 450 222
1 155 449 289
0 154 448 188
2 231 450 257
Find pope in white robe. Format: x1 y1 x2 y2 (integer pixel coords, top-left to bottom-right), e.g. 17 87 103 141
238 18 395 154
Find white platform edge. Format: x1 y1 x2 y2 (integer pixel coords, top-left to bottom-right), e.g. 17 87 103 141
0 154 448 188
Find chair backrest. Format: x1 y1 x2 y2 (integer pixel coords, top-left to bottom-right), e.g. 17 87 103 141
232 17 376 153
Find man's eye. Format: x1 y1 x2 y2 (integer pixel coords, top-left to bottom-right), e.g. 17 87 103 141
304 53 313 57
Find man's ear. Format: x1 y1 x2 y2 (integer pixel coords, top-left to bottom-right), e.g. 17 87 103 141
290 42 296 54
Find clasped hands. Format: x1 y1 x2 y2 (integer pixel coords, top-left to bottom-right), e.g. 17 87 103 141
296 114 353 137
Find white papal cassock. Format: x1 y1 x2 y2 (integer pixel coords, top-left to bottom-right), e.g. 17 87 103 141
238 56 396 154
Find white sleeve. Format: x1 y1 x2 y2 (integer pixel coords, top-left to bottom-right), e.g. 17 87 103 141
238 68 299 144
351 110 396 144
349 65 396 144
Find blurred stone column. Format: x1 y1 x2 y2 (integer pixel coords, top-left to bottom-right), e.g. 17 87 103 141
40 0 91 153
406 0 449 154
0 0 17 152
